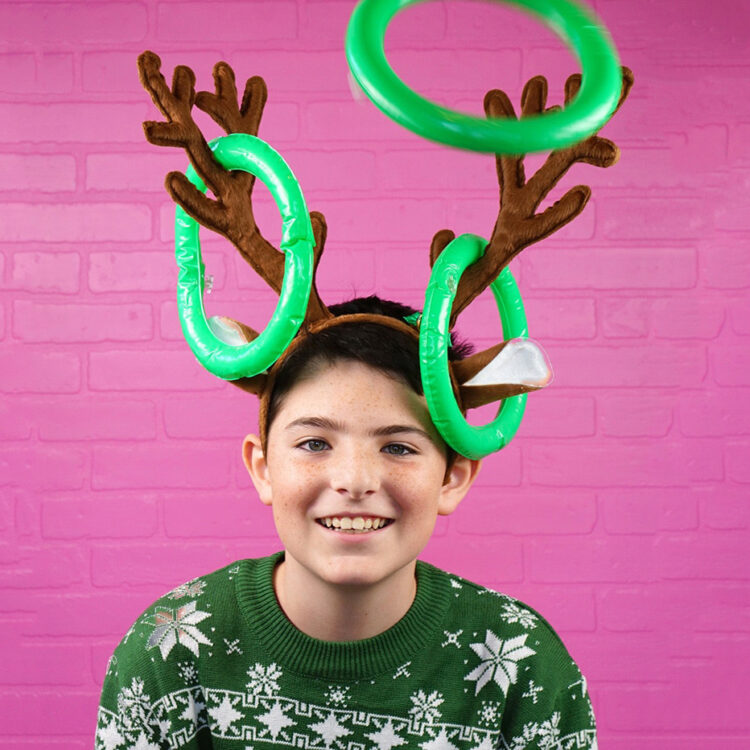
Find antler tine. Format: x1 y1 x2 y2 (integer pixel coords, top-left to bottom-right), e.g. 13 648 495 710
139 50 287 292
520 75 548 116
139 51 229 203
195 62 267 135
428 87 519 269
445 67 633 326
139 50 261 245
566 66 634 113
195 60 331 324
523 66 635 221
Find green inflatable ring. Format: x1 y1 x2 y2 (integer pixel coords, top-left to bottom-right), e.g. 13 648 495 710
346 0 622 153
420 234 528 459
174 133 314 380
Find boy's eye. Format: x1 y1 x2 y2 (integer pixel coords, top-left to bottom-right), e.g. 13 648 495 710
299 439 329 452
382 443 414 456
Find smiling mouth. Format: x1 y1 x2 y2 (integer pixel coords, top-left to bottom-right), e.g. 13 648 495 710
315 516 395 534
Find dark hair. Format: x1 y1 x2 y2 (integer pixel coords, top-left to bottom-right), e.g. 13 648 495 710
265 295 473 467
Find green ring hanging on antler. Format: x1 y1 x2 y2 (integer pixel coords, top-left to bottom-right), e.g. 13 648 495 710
421 234 529 459
175 134 314 380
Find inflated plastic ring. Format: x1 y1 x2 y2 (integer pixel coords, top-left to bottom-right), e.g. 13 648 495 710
346 0 622 153
174 133 314 380
420 234 528 459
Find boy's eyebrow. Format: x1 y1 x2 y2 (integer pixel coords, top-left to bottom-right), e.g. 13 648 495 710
372 424 434 441
284 416 434 441
285 416 344 432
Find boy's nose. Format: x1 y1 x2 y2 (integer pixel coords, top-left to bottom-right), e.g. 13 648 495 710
330 447 380 498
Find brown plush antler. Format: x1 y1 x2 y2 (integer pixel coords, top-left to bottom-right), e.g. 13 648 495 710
194 60 331 324
436 68 634 409
431 67 634 330
137 51 330 333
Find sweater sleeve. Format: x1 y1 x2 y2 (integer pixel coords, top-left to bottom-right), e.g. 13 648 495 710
95 625 171 750
498 620 597 750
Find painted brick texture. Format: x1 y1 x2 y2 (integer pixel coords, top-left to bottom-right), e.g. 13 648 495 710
1 1 749 747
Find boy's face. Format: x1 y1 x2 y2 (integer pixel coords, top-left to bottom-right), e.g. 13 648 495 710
243 360 481 591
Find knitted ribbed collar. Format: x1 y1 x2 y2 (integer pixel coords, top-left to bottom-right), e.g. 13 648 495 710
235 550 452 681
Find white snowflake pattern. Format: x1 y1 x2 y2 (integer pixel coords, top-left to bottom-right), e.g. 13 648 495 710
121 622 137 645
500 602 539 630
246 662 282 696
477 700 502 727
522 679 544 704
408 689 444 726
117 677 151 728
178 690 206 725
468 733 497 750
177 661 198 685
224 637 243 655
169 579 207 599
420 725 460 750
325 684 351 707
208 694 244 735
155 716 171 742
96 717 125 750
105 653 118 677
570 673 587 698
147 600 213 660
257 701 297 742
309 710 352 749
393 661 412 679
464 630 536 697
129 731 160 750
366 717 408 750
587 693 596 728
441 629 463 648
535 712 562 749
508 720 540 750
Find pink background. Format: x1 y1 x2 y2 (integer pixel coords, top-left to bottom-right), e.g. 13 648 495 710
2 0 749 747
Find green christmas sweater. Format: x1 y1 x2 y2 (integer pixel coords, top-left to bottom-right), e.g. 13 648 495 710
95 551 597 750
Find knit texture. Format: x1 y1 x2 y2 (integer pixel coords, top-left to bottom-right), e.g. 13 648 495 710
95 551 596 749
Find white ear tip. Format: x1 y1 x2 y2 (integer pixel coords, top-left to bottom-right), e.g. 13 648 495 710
208 316 247 346
465 338 553 388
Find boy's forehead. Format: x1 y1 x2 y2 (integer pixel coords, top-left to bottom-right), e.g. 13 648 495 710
274 360 440 438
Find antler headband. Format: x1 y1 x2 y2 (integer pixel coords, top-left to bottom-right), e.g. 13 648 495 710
137 50 633 459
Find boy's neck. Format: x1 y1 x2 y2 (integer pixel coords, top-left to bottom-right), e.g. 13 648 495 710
272 555 418 642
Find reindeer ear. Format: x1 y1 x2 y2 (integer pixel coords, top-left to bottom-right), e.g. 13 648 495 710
455 338 553 410
208 316 269 395
208 315 258 345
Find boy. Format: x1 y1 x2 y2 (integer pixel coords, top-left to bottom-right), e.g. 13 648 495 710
95 297 598 750
96 51 630 750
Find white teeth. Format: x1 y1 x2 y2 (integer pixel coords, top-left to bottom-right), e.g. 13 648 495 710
318 516 391 533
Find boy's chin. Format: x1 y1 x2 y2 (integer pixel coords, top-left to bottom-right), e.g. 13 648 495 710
319 557 416 591
321 563 388 589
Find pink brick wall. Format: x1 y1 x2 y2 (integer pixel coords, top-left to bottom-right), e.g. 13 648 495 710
1 0 748 746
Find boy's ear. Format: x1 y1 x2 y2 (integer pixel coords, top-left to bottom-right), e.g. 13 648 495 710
242 434 273 506
437 455 482 516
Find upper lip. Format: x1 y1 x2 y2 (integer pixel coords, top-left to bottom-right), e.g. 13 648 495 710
316 512 393 519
